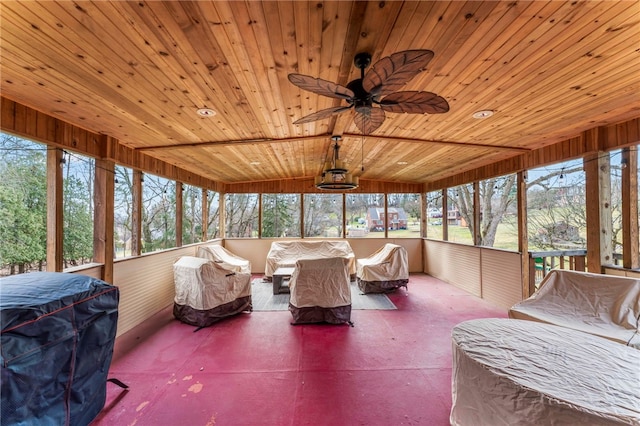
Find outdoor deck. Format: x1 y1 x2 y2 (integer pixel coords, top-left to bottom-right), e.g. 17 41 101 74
93 273 506 425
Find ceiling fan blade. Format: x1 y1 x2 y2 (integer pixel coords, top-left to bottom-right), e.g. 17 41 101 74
362 50 434 97
353 107 386 135
379 91 449 114
288 73 354 100
293 105 353 124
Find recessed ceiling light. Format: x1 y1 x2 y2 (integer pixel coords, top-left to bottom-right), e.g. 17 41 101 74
472 110 494 119
397 161 408 165
196 108 216 117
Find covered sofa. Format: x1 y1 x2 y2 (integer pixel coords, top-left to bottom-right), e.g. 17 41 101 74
173 256 252 328
356 243 409 293
264 240 356 280
508 269 640 348
1 272 119 426
196 244 251 274
289 257 352 325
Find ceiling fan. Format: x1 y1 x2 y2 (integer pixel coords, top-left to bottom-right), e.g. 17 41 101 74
288 50 449 135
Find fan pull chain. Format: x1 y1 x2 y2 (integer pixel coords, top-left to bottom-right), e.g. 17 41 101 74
361 115 365 172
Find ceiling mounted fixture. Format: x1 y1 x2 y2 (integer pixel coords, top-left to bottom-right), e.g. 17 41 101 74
315 136 358 191
196 108 216 117
472 110 494 119
288 50 449 135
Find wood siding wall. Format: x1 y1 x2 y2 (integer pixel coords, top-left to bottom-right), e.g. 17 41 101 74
112 246 197 337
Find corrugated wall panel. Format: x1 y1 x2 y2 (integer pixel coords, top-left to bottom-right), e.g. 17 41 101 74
480 249 522 310
424 240 481 297
113 246 196 337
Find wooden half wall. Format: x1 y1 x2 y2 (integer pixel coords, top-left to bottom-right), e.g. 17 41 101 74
224 237 424 274
424 239 522 310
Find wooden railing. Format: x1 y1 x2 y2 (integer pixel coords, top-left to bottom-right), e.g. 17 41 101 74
529 250 587 289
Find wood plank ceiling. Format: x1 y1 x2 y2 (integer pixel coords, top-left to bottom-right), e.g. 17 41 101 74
1 1 639 187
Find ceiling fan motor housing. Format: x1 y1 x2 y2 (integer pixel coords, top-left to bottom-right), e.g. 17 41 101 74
347 79 373 111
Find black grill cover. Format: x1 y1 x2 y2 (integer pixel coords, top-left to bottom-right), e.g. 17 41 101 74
1 272 119 426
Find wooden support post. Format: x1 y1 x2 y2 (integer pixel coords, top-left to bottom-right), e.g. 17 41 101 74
584 149 613 273
473 181 481 246
131 170 142 256
384 194 388 238
94 153 115 283
219 192 226 238
202 189 209 241
176 182 183 247
420 192 427 238
46 148 64 271
299 194 305 238
517 171 531 298
442 189 448 241
341 194 346 238
622 147 639 269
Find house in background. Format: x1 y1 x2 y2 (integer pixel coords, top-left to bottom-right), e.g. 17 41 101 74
367 207 407 231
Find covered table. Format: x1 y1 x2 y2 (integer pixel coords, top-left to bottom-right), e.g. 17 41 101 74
451 318 640 426
1 272 119 426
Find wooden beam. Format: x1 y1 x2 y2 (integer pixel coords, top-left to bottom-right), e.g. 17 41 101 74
517 171 531 298
342 133 531 152
584 146 614 273
131 170 143 256
46 148 63 272
219 191 226 239
442 189 448 241
201 189 209 241
622 146 639 269
93 150 115 283
135 135 329 151
473 182 481 246
176 182 183 247
341 194 347 239
420 192 427 239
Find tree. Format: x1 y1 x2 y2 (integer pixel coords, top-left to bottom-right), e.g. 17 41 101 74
304 194 341 237
141 175 176 252
0 134 47 274
262 194 299 237
63 175 94 266
225 194 258 237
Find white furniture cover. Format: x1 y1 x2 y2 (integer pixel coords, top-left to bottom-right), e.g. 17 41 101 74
173 256 252 327
356 243 408 293
196 244 251 274
509 269 640 348
264 240 356 279
451 318 640 426
289 257 351 325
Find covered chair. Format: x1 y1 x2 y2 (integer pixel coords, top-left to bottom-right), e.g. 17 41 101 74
196 244 251 274
289 257 352 325
356 243 409 294
173 256 252 328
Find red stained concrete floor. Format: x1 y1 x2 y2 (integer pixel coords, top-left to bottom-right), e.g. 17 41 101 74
92 273 506 426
